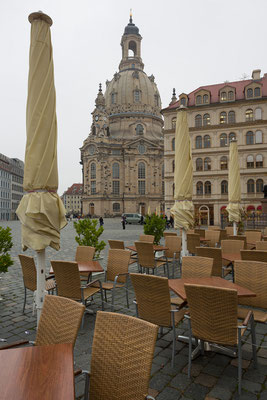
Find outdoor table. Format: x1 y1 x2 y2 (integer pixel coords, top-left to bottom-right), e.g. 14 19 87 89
0 343 74 400
50 260 103 275
222 253 242 263
126 244 168 252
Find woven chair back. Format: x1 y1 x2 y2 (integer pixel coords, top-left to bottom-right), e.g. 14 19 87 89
106 249 131 283
205 230 220 247
196 247 222 277
75 246 95 262
245 231 262 244
185 284 238 346
226 227 234 236
130 273 172 327
208 226 221 230
135 241 155 268
19 254 37 291
221 240 244 254
139 234 154 243
241 250 267 263
51 260 82 300
187 233 200 254
165 236 181 258
35 295 84 347
227 235 247 249
219 230 227 241
256 241 267 250
182 256 213 278
163 232 177 238
108 240 125 249
89 311 158 400
235 260 267 309
194 228 205 238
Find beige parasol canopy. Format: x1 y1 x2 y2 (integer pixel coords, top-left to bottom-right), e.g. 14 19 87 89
226 139 242 223
171 108 194 230
16 12 67 251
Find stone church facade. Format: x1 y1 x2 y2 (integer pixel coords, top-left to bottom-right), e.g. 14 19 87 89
80 16 164 217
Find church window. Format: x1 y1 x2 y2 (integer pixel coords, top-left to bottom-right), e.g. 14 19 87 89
138 162 146 195
138 144 146 154
90 163 96 179
111 93 116 104
113 203 120 212
112 181 120 194
91 181 96 195
134 90 140 103
136 124 144 135
112 163 120 179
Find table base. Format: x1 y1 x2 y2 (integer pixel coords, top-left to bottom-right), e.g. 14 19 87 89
178 335 237 359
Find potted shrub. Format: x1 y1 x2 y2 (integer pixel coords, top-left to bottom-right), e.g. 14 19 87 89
144 213 166 244
74 219 106 259
0 226 13 273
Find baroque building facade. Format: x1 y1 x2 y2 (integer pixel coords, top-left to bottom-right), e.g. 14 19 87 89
162 69 267 226
80 16 164 217
62 183 83 216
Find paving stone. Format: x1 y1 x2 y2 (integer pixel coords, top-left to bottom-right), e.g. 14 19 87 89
182 363 203 377
156 386 181 400
149 373 172 391
202 364 225 377
243 368 267 383
241 379 262 394
216 375 237 392
232 389 257 399
183 382 209 399
208 386 232 400
194 373 218 388
259 390 267 399
170 373 191 391
231 358 250 369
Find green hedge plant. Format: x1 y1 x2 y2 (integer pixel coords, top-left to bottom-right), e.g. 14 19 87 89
74 219 106 258
144 213 166 245
0 226 13 273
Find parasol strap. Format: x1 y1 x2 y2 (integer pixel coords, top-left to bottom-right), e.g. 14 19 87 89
26 189 57 193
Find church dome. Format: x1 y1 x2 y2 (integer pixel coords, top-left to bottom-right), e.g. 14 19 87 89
123 19 140 36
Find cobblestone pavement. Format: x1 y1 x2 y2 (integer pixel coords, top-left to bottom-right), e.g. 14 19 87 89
1 219 267 399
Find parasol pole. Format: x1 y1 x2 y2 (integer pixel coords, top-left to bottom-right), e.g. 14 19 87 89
233 221 237 236
181 228 189 257
36 249 46 324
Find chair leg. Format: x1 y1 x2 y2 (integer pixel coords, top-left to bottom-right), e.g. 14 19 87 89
100 287 104 311
22 286 27 314
171 313 176 368
238 329 242 396
125 280 129 309
83 371 90 400
250 315 257 367
104 289 107 303
166 263 170 279
188 318 192 378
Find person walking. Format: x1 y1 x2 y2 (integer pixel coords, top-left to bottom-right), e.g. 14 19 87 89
99 216 104 227
121 215 126 230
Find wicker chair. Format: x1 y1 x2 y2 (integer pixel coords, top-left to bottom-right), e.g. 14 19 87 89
51 260 104 325
187 233 200 255
19 254 56 314
219 229 227 242
182 256 213 278
205 230 220 247
221 240 244 279
164 236 181 278
130 273 185 368
196 247 222 277
184 284 257 396
83 311 158 400
245 231 262 249
108 240 125 249
75 246 95 282
227 235 247 249
163 232 177 238
135 241 169 277
139 234 155 243
241 250 267 263
225 226 234 237
208 225 221 230
235 260 267 323
95 249 131 311
194 228 205 239
256 241 267 250
0 295 85 350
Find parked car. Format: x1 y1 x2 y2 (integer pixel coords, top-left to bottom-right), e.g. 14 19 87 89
122 213 143 224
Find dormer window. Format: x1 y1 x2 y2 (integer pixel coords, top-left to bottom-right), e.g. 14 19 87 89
180 97 186 106
247 88 253 98
221 92 227 101
228 91 234 100
254 87 260 97
203 94 208 104
196 95 202 105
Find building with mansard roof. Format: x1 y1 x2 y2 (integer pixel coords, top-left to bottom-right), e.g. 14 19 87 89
80 15 164 217
62 183 83 216
162 69 267 226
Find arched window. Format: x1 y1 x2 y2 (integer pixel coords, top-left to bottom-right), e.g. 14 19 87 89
255 130 262 143
171 138 175 151
196 95 202 105
136 124 144 135
171 117 176 129
204 181 211 195
204 135 211 148
229 132 236 142
203 113 210 126
203 94 208 104
254 87 261 97
246 131 254 145
247 155 254 168
221 92 227 101
256 179 263 193
228 111 235 124
247 179 255 193
195 136 202 149
112 163 120 179
196 181 203 195
255 108 262 120
172 160 175 173
134 90 140 103
246 109 253 121
220 156 228 170
90 163 96 179
113 203 120 212
195 114 202 127
196 158 203 171
221 180 228 195
228 91 234 100
220 111 227 124
138 162 146 195
256 154 263 168
220 133 227 147
247 88 253 98
204 157 211 171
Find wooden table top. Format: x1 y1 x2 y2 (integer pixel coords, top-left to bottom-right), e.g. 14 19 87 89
222 253 242 262
50 260 103 274
126 244 168 252
0 343 74 400
168 277 256 301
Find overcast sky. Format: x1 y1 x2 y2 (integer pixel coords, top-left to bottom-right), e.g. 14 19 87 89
1 0 267 195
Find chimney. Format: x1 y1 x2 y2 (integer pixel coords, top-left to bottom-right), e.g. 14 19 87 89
252 69 261 80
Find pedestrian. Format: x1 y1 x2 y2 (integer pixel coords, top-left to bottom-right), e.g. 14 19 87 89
121 215 126 230
99 216 104 227
169 215 174 228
